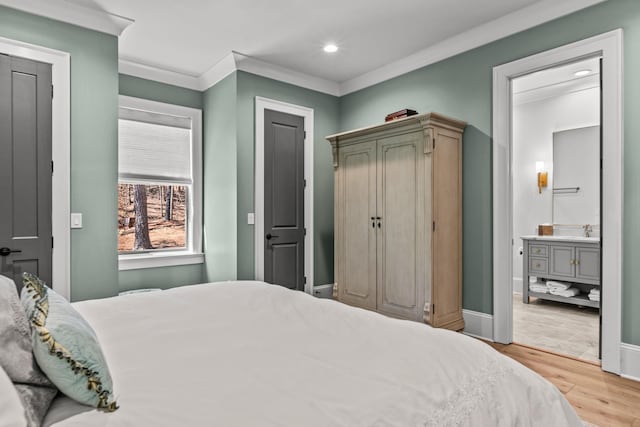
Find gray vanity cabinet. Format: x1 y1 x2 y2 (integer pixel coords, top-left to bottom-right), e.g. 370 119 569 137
575 247 601 282
521 236 600 308
549 245 575 278
549 244 600 284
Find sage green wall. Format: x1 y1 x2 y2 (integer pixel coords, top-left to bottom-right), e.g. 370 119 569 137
119 74 203 109
0 6 119 301
203 73 238 281
339 0 640 344
118 74 205 292
236 71 339 285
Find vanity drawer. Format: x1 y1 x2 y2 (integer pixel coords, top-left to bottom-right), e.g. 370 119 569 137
529 244 548 257
529 257 548 274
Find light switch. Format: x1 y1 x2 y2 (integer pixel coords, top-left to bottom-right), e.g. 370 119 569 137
70 213 83 229
247 213 255 225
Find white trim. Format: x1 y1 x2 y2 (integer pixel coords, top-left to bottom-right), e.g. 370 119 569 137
462 310 494 341
118 252 204 271
234 53 340 96
121 52 340 95
0 0 134 36
340 0 605 95
254 97 314 294
198 53 237 91
620 343 640 382
117 95 203 269
492 30 623 374
0 36 71 301
108 0 602 96
119 59 201 91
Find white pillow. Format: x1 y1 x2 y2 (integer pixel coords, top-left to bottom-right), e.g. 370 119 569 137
0 365 27 427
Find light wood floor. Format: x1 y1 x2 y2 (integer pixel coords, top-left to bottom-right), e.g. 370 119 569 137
487 342 640 426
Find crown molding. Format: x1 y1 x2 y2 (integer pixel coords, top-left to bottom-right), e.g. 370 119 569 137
0 0 134 36
198 53 237 91
120 51 340 95
339 0 607 95
119 59 201 91
116 0 605 95
233 52 340 96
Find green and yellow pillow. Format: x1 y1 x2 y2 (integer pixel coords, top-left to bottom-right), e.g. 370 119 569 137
21 273 118 411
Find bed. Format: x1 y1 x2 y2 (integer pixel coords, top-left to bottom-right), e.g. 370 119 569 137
41 281 581 426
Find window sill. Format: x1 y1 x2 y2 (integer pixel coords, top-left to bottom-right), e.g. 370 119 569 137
118 252 204 271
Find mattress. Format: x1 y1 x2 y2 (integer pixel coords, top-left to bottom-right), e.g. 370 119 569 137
43 281 581 426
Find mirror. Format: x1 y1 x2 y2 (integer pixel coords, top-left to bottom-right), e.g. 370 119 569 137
552 126 600 225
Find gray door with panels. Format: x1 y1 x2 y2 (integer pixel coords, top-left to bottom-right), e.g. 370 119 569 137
264 109 305 291
0 54 52 292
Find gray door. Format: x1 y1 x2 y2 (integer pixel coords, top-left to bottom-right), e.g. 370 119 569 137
264 109 305 291
0 54 52 292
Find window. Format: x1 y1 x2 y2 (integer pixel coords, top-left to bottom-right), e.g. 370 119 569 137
118 96 203 270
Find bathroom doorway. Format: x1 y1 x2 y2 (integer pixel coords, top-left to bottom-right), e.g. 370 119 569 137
511 58 601 362
492 30 623 374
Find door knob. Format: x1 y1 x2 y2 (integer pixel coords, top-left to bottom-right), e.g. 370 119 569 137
0 247 22 257
265 233 279 240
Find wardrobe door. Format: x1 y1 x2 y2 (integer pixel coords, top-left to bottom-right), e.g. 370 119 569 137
430 127 464 330
337 141 377 310
376 132 426 320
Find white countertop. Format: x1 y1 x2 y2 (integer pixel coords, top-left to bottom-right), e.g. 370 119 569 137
521 235 600 244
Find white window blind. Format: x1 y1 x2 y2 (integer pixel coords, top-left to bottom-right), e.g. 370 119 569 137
118 107 192 184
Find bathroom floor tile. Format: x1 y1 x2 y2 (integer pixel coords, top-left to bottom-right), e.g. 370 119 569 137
512 293 600 362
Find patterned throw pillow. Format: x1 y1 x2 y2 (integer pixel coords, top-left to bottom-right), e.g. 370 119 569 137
21 273 118 412
0 274 58 427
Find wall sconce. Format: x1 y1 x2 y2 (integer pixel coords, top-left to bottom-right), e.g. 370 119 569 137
536 161 547 194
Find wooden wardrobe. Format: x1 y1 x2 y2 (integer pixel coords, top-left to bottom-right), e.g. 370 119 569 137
326 113 466 331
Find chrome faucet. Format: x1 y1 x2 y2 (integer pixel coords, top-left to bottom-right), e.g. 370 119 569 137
583 224 593 237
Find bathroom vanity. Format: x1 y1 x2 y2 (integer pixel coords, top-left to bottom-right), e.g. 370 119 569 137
521 235 601 308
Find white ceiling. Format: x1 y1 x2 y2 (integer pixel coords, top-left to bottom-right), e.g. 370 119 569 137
91 0 542 82
0 0 607 93
512 57 600 105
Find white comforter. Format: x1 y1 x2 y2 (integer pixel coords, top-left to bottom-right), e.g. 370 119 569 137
44 281 581 426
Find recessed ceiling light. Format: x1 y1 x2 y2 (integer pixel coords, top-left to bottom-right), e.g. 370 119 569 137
323 44 338 53
574 69 591 77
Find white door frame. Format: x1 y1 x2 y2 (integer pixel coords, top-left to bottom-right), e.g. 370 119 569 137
0 36 71 300
492 29 623 373
254 96 314 294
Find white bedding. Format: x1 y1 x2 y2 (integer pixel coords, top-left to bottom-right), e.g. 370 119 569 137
43 281 581 426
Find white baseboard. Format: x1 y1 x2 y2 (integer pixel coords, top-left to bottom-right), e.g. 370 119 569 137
620 343 640 381
313 284 334 299
462 309 494 341
513 277 523 293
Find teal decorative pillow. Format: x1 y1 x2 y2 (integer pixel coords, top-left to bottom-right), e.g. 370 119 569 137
20 273 118 412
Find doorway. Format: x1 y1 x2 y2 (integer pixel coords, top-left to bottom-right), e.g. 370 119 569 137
263 109 305 291
492 30 623 374
254 97 314 294
0 37 70 300
511 58 601 361
0 54 52 292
